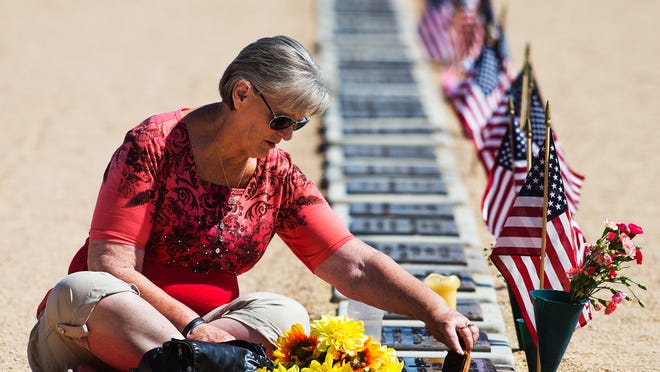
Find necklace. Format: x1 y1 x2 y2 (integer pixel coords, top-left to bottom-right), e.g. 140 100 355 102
211 109 248 204
218 153 248 205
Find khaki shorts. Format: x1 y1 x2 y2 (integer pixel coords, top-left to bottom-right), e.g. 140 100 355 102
204 291 310 346
27 271 309 371
27 271 139 371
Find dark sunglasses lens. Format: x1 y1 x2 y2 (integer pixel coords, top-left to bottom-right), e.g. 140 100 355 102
293 121 307 131
269 116 295 130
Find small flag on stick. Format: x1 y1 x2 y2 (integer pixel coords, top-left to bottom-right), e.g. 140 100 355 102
490 114 590 342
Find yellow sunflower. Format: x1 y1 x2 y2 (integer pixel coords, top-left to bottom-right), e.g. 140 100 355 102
273 323 320 367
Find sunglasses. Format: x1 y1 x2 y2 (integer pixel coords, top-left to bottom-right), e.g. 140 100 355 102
255 90 309 131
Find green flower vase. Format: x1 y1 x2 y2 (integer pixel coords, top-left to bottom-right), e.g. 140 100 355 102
530 289 587 372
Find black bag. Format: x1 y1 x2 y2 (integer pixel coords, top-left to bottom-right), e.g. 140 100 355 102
131 338 274 372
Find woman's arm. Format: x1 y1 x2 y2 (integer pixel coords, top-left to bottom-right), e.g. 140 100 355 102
313 238 479 353
87 239 235 342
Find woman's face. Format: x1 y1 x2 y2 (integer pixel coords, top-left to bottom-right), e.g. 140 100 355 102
240 85 307 158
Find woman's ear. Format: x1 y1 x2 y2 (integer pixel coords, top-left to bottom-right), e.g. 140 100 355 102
232 80 251 109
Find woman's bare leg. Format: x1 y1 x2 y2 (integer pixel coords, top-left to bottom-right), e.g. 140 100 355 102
85 292 181 371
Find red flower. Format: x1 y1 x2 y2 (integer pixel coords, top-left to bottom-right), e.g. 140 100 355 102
605 301 617 315
608 270 618 279
566 267 580 278
628 223 644 235
636 249 643 265
617 223 628 232
584 266 596 276
605 231 617 241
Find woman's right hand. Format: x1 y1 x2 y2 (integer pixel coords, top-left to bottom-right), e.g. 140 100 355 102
186 322 237 343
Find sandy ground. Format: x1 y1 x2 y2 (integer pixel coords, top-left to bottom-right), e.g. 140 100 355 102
1 1 658 371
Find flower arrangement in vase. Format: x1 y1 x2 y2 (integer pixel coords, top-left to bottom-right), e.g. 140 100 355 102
567 219 647 313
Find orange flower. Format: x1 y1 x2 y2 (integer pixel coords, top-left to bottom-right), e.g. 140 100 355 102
360 337 387 370
272 323 319 367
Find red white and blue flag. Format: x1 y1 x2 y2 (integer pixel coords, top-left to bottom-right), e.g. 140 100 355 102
481 123 528 237
447 43 512 149
417 0 485 65
478 70 585 215
490 135 591 343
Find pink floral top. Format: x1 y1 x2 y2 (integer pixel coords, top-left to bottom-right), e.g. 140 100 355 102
60 108 353 315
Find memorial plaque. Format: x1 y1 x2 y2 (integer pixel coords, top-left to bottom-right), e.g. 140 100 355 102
349 202 454 218
346 177 447 195
365 241 468 265
401 357 498 372
384 300 484 322
340 67 415 84
346 179 391 194
339 61 413 71
343 145 437 159
340 94 425 118
338 47 410 64
342 125 433 135
334 0 394 13
344 164 440 177
349 217 458 236
334 21 398 36
381 327 490 352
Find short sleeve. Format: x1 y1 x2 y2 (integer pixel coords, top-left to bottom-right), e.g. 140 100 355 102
276 164 354 271
88 128 162 249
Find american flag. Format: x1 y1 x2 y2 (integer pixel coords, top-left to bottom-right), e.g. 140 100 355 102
481 123 528 237
526 98 584 216
417 0 457 63
417 0 484 65
478 70 525 171
451 0 485 64
490 136 591 343
478 71 584 215
447 43 512 149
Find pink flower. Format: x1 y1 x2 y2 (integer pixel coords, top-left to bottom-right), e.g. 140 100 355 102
617 223 628 232
567 267 580 279
611 292 625 304
621 236 636 258
595 252 612 266
628 223 644 235
636 249 643 265
605 301 617 315
604 219 618 230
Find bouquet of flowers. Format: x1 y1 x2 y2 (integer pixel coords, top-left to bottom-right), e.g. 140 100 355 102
258 315 403 372
567 219 647 314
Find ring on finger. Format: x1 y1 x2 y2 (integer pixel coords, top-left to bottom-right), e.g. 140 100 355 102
458 323 475 330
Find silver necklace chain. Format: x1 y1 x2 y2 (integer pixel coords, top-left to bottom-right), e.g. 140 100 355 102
218 153 248 189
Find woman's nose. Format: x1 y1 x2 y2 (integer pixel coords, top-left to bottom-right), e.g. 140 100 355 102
276 126 295 141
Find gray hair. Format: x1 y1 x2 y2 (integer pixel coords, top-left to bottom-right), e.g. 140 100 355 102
219 35 328 116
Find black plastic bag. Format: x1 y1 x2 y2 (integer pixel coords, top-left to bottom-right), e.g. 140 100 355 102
132 338 275 372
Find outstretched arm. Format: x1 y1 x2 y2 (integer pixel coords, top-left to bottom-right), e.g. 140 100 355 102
313 238 479 353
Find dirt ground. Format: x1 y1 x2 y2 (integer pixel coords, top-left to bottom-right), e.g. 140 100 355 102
1 1 658 371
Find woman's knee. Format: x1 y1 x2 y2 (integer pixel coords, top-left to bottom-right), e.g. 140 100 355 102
235 292 310 332
46 271 138 325
259 292 310 332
